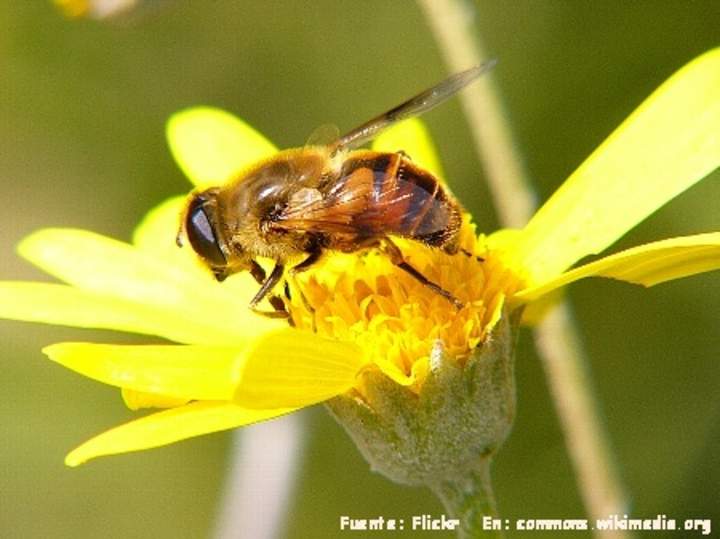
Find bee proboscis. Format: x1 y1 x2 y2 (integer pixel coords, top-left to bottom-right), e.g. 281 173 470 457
179 62 495 318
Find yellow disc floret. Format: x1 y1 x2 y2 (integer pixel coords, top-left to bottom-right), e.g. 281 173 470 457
288 217 524 391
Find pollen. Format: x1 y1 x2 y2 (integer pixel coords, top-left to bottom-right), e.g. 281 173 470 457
287 217 523 391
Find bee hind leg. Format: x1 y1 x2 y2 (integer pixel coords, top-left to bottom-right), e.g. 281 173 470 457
459 248 485 263
381 238 464 309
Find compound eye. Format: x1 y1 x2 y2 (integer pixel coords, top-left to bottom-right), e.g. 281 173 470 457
185 198 227 268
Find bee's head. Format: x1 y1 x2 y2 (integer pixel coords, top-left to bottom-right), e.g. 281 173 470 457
179 189 232 281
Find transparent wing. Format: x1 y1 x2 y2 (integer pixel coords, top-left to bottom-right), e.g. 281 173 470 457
334 61 496 151
273 158 451 239
305 124 340 147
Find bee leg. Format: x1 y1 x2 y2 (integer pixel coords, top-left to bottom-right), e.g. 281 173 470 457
382 238 464 309
280 282 295 327
249 264 289 319
248 260 290 317
269 295 289 314
289 250 322 332
459 248 485 263
249 260 267 284
283 281 292 300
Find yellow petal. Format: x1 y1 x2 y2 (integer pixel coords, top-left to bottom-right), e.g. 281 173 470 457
122 388 189 410
515 233 720 303
44 343 243 401
132 195 186 254
19 228 197 304
166 107 278 188
372 117 445 180
65 401 295 466
132 197 281 312
519 289 563 326
18 228 281 342
133 195 223 284
0 281 236 344
374 356 414 386
516 48 720 284
234 328 366 409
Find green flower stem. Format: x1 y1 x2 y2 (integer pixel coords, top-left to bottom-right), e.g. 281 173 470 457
418 0 631 536
429 458 504 539
534 303 628 527
327 312 517 539
416 0 535 229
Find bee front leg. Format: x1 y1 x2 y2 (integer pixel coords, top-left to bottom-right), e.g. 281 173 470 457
249 263 289 319
249 260 289 318
381 238 464 309
249 260 266 284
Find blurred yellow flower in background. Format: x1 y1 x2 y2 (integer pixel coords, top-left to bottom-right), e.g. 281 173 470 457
53 0 140 19
1 48 719 467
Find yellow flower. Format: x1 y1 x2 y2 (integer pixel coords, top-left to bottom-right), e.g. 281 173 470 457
52 0 139 19
2 49 720 467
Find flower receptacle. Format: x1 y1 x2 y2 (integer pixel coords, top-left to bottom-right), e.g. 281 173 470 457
326 309 519 488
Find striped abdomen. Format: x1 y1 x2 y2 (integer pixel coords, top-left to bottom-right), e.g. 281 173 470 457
329 151 462 252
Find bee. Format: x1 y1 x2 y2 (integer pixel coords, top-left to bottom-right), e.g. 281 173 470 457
178 62 495 318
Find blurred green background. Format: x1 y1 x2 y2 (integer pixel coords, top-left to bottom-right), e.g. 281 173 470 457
1 2 719 538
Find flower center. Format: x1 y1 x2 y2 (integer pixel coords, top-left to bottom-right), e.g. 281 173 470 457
286 217 522 390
